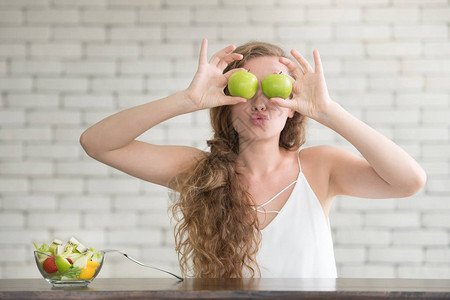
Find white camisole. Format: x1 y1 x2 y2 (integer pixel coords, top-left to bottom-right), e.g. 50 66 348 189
252 150 337 278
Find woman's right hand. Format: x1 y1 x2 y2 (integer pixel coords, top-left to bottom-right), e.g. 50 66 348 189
183 38 248 111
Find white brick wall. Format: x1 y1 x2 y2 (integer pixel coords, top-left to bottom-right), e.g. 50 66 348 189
0 0 449 280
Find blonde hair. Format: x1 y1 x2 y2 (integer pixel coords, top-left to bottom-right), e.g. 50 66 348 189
170 41 307 278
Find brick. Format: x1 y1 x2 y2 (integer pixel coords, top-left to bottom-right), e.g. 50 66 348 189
92 77 143 92
423 213 450 228
278 25 332 41
0 44 26 57
422 8 450 22
339 264 395 278
393 0 446 5
0 77 32 91
0 127 52 141
31 178 83 194
0 229 49 245
402 59 450 75
395 93 449 108
113 195 168 212
334 246 366 263
307 8 361 23
25 144 80 159
369 76 424 92
0 26 49 41
249 8 306 24
422 109 450 124
108 229 162 245
36 77 88 92
330 212 363 229
56 161 109 176
0 110 25 124
0 10 22 24
393 25 448 41
364 8 419 23
0 144 22 158
86 44 139 58
85 212 138 228
53 0 106 6
63 94 114 109
420 161 449 177
0 213 25 227
28 110 81 125
25 9 79 23
143 43 193 58
65 60 116 75
422 144 450 159
336 25 390 41
30 43 82 58
393 230 448 246
0 0 49 7
119 59 171 75
424 42 450 57
365 109 420 125
368 247 423 263
60 195 111 211
0 161 53 175
28 212 80 228
146 76 191 93
343 60 399 74
2 195 57 210
397 265 450 279
396 126 448 142
141 246 177 263
107 0 161 6
87 178 141 194
82 9 136 24
425 248 450 263
426 76 450 90
312 42 365 57
166 25 218 41
53 27 106 41
364 212 421 228
0 246 27 262
326 76 366 92
139 212 171 228
426 178 450 193
193 8 246 24
11 60 61 74
139 9 191 24
367 42 422 57
336 0 390 6
109 26 161 41
335 229 391 245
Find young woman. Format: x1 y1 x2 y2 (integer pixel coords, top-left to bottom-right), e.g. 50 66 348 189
80 38 426 279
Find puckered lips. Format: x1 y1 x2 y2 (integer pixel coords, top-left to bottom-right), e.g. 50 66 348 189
251 112 269 126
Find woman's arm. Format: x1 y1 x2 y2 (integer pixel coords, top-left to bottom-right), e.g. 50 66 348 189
80 39 246 187
274 49 426 201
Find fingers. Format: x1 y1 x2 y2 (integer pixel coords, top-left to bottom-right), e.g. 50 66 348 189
210 44 237 66
313 49 323 73
198 38 208 67
290 49 314 73
269 97 297 110
223 67 248 79
217 53 243 70
279 57 303 80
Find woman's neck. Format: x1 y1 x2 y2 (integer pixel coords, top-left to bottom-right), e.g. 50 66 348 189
236 139 285 177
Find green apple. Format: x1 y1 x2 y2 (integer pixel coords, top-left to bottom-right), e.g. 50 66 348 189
55 255 72 273
227 70 258 99
261 73 292 99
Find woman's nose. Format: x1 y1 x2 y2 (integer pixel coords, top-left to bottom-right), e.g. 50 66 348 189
251 95 267 111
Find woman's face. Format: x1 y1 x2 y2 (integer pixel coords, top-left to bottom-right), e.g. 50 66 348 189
230 56 294 143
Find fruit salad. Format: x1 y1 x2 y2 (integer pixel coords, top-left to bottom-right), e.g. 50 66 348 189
34 237 103 281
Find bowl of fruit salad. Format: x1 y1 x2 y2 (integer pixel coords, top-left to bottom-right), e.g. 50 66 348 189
34 237 104 287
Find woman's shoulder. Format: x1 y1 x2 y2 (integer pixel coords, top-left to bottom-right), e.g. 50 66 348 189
299 145 340 159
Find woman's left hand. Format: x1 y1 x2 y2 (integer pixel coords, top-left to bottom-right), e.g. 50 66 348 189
271 49 333 120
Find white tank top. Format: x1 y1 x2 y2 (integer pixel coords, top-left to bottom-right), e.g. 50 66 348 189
252 150 337 278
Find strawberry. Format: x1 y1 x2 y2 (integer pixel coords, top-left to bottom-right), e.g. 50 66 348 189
43 256 58 274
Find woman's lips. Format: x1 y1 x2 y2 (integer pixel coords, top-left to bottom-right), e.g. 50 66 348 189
251 113 269 126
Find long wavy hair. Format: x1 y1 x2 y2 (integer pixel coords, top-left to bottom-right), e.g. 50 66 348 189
169 41 308 278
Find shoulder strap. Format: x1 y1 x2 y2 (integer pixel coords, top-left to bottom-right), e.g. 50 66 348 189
297 148 302 173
